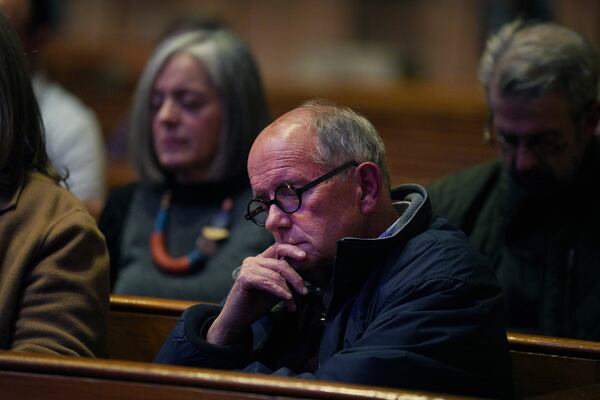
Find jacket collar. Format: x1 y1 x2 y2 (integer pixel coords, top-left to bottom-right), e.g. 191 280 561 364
325 184 432 315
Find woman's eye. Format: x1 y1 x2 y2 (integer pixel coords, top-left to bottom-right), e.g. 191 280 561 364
176 90 207 111
149 93 163 112
180 97 202 110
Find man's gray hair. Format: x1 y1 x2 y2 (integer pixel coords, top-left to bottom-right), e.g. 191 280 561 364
299 99 391 189
130 28 269 186
479 19 599 119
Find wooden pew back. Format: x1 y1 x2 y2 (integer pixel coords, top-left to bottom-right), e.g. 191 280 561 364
0 350 465 400
108 295 600 398
107 294 196 362
508 332 600 398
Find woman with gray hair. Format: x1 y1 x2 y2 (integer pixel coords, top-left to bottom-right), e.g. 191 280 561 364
99 28 272 302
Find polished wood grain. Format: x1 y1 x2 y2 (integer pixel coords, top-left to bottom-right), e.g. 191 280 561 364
508 332 600 358
0 350 466 400
110 294 197 316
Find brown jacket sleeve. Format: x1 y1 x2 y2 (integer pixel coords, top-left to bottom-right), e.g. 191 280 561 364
11 209 109 356
0 173 109 357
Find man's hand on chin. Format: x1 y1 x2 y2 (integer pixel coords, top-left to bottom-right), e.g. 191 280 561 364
206 243 308 346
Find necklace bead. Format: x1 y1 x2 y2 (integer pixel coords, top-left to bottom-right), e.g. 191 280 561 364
150 190 234 274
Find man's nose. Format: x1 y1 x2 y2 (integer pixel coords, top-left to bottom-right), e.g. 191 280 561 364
264 204 291 232
513 144 540 173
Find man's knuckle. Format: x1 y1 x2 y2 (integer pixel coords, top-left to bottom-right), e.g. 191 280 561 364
241 257 254 268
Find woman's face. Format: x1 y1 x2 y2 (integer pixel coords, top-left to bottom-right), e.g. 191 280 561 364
151 52 223 183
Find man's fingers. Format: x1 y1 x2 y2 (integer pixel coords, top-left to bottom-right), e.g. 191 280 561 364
240 254 308 295
259 244 279 259
273 243 307 261
276 262 308 295
271 243 308 294
238 265 294 301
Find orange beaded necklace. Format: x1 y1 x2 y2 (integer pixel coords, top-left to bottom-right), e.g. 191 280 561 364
150 191 234 274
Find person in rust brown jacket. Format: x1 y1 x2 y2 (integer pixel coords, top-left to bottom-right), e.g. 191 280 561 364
0 11 109 357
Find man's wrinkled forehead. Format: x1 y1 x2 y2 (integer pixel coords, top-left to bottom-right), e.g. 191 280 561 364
249 109 315 164
258 108 314 142
247 110 320 192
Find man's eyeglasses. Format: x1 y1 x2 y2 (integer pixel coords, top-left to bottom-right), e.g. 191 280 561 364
245 161 358 227
484 113 569 155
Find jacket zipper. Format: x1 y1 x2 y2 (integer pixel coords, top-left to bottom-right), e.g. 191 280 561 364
317 311 327 369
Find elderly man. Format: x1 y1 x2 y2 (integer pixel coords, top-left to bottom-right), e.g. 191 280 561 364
157 100 512 398
429 21 600 340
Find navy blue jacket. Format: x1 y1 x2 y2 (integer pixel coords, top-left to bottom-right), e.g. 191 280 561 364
156 185 513 398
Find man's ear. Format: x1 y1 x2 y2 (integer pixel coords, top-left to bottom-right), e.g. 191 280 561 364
355 162 382 215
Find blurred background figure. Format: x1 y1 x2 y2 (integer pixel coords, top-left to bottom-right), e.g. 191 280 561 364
0 11 109 356
428 20 600 340
0 0 106 218
105 14 226 161
98 27 273 302
33 1 599 190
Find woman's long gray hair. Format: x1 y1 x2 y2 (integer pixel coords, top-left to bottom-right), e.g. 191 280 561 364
130 28 270 186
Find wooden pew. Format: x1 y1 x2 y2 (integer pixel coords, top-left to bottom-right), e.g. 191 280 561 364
107 294 196 362
0 350 467 400
108 295 600 398
508 332 600 398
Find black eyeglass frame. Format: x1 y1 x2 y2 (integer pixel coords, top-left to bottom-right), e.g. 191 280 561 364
244 160 359 227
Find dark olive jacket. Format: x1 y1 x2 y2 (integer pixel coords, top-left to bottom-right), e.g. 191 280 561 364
429 141 600 340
